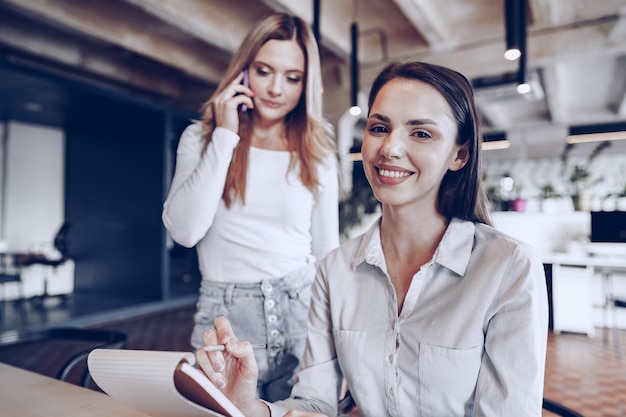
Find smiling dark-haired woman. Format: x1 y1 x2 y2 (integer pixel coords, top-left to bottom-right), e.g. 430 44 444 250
195 61 548 417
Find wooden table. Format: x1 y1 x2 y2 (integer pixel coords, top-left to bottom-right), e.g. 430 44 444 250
0 363 150 417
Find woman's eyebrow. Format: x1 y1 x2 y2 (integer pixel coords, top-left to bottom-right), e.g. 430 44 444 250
369 113 438 126
251 61 304 74
368 113 390 123
407 118 438 126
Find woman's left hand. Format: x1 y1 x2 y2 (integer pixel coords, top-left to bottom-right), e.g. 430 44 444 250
212 72 254 134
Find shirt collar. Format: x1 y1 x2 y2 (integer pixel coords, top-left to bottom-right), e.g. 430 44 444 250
351 216 383 271
436 218 475 276
350 216 475 277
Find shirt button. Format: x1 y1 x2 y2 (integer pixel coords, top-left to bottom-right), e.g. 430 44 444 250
270 329 280 337
263 283 273 292
265 299 275 308
388 354 393 363
268 314 277 323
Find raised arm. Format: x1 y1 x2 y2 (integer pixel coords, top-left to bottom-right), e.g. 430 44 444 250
162 124 239 247
163 72 253 247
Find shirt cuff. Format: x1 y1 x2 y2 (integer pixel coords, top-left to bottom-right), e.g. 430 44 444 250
212 126 240 146
261 400 289 417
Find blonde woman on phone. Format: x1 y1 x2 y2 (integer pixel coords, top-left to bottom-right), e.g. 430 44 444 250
162 13 339 401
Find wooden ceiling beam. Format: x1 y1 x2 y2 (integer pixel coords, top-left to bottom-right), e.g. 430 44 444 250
397 20 626 80
0 0 228 83
120 0 267 53
0 6 214 111
528 0 554 27
392 0 451 49
261 0 350 60
541 65 566 125
476 97 514 130
618 91 626 117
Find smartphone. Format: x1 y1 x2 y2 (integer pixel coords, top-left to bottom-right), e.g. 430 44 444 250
238 69 249 113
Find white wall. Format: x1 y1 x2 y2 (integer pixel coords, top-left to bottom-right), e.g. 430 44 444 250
0 121 68 300
2 121 64 251
0 122 5 240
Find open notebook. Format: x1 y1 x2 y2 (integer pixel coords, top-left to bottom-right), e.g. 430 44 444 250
88 349 244 417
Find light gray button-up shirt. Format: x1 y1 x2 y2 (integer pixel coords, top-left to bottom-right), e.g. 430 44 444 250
269 217 548 417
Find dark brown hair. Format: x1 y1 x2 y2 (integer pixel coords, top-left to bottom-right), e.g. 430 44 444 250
367 61 492 225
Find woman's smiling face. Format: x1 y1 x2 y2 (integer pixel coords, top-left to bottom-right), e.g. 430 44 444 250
361 77 468 210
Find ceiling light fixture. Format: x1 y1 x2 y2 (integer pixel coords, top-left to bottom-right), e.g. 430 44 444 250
504 0 524 61
482 140 511 151
349 0 362 116
503 0 530 93
566 122 626 144
348 152 362 161
312 0 320 45
350 20 361 116
516 83 531 94
482 132 511 151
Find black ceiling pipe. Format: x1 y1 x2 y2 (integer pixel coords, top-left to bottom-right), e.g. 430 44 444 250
351 21 359 108
312 0 320 46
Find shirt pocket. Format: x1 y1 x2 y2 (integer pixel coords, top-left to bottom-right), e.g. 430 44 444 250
417 343 482 415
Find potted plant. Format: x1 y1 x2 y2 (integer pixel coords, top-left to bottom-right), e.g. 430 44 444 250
537 182 561 212
607 171 626 211
510 184 526 212
339 161 381 239
560 140 611 211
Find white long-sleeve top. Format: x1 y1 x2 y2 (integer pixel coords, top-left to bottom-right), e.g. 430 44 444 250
268 218 548 416
162 123 340 283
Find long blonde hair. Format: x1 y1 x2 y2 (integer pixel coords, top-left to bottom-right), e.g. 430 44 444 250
200 13 335 207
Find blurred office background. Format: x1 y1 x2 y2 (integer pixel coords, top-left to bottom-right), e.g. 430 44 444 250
0 0 625 334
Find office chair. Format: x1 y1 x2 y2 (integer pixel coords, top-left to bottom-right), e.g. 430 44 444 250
16 222 72 306
0 326 127 387
543 397 585 416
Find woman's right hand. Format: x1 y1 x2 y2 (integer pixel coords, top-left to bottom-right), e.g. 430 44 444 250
212 72 254 134
195 316 268 416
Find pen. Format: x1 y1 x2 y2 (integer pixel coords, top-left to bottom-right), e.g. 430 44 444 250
203 343 268 352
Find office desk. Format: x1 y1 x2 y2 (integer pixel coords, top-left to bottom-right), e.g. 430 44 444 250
544 253 626 336
0 363 149 417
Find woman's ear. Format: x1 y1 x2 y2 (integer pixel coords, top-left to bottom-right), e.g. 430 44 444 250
449 143 470 172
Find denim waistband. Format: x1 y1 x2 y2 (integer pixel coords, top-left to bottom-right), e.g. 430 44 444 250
199 262 316 305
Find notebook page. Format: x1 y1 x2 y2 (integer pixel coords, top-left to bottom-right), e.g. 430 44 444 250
88 349 235 417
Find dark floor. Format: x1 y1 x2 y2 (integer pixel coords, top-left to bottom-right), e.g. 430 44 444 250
2 297 626 416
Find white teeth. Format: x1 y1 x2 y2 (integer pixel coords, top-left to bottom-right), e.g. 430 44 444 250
379 168 411 178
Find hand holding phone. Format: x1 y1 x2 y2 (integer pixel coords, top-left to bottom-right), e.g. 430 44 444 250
238 69 249 113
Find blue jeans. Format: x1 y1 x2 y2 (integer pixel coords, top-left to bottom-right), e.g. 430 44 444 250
191 263 315 401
